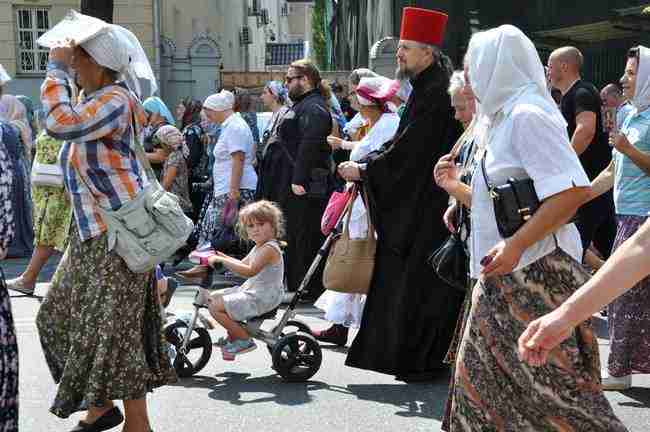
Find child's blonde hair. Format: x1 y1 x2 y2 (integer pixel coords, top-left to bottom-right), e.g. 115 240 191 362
236 200 285 241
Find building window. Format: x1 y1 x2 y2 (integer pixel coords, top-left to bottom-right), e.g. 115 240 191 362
15 8 50 74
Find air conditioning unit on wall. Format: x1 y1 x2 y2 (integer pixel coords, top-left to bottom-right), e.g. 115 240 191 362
240 26 252 45
248 0 261 16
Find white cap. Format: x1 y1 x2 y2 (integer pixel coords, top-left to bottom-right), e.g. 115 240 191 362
203 90 235 111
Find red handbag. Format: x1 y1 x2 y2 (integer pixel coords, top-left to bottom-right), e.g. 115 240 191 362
321 185 355 236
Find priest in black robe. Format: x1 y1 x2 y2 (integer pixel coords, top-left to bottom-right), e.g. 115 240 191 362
337 7 464 382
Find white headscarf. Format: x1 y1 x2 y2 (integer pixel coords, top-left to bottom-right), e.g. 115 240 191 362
0 64 11 86
37 10 157 99
203 90 235 111
631 45 650 113
467 25 565 130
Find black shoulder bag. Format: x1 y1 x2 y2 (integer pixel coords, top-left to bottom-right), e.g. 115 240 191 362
480 150 540 238
427 204 469 292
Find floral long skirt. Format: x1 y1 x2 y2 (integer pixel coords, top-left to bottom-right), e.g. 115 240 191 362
607 215 650 377
450 249 627 431
36 226 176 418
0 269 18 432
196 190 256 247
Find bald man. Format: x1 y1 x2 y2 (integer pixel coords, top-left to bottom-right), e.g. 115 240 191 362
548 46 616 264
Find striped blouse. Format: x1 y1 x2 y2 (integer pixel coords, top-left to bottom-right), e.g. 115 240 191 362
41 61 148 241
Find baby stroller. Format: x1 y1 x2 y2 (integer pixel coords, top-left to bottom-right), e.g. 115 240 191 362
164 190 355 382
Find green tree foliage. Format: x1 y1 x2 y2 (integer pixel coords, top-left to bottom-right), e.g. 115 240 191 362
311 0 329 69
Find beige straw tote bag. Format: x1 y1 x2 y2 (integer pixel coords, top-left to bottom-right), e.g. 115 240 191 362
322 188 376 294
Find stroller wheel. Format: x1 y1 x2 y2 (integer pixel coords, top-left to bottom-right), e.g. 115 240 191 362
272 333 322 382
164 319 212 378
267 320 314 354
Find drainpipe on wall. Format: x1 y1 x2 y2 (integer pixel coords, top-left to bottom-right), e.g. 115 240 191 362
153 0 162 90
243 1 250 72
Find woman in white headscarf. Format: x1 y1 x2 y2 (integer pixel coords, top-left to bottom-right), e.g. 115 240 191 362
177 90 258 282
542 45 650 391
434 25 627 430
34 12 174 432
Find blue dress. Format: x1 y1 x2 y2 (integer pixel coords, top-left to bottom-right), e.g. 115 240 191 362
3 123 33 258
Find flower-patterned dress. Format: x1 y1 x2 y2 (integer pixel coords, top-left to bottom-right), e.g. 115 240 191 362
0 121 18 432
31 132 72 251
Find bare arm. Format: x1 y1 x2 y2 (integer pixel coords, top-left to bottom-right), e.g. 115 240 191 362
519 218 650 365
146 148 168 164
571 111 596 156
589 160 614 200
161 165 177 190
229 151 244 198
208 245 280 278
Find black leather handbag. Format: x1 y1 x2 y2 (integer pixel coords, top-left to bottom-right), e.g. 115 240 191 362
480 151 540 238
427 205 469 292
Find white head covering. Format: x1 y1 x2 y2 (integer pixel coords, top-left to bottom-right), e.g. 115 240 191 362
37 10 157 99
467 25 563 129
631 46 650 113
203 90 235 111
0 64 11 86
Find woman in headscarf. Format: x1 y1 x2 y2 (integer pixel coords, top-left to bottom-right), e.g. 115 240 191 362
234 89 260 161
35 13 175 432
0 94 34 161
563 46 650 390
313 76 400 346
152 124 192 214
256 80 290 205
0 115 18 432
0 94 34 259
177 90 258 281
142 96 175 180
434 25 626 430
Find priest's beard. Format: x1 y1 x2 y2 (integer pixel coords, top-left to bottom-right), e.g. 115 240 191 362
395 64 414 80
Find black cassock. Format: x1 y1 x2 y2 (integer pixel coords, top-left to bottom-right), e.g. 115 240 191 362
345 63 465 381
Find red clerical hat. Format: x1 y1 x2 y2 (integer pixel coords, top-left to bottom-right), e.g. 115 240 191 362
399 7 448 46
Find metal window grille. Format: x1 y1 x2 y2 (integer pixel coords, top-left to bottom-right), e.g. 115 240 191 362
15 7 50 74
281 3 289 16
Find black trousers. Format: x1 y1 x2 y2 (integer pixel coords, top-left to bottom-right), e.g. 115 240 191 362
285 194 327 296
575 191 616 259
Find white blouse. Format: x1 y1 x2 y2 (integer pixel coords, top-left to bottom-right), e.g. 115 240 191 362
212 112 258 196
469 93 590 278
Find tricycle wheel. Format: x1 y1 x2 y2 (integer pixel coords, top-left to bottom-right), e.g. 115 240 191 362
272 333 322 382
164 319 212 378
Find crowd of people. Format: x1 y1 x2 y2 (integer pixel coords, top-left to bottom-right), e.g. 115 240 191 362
0 5 649 432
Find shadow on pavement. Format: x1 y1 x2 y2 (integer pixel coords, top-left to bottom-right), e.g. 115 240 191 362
171 372 329 406
343 379 448 420
619 388 650 409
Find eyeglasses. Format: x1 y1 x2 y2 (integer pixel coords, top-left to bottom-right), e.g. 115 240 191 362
284 75 304 84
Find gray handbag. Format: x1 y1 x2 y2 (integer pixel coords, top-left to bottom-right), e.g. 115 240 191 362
75 114 194 273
